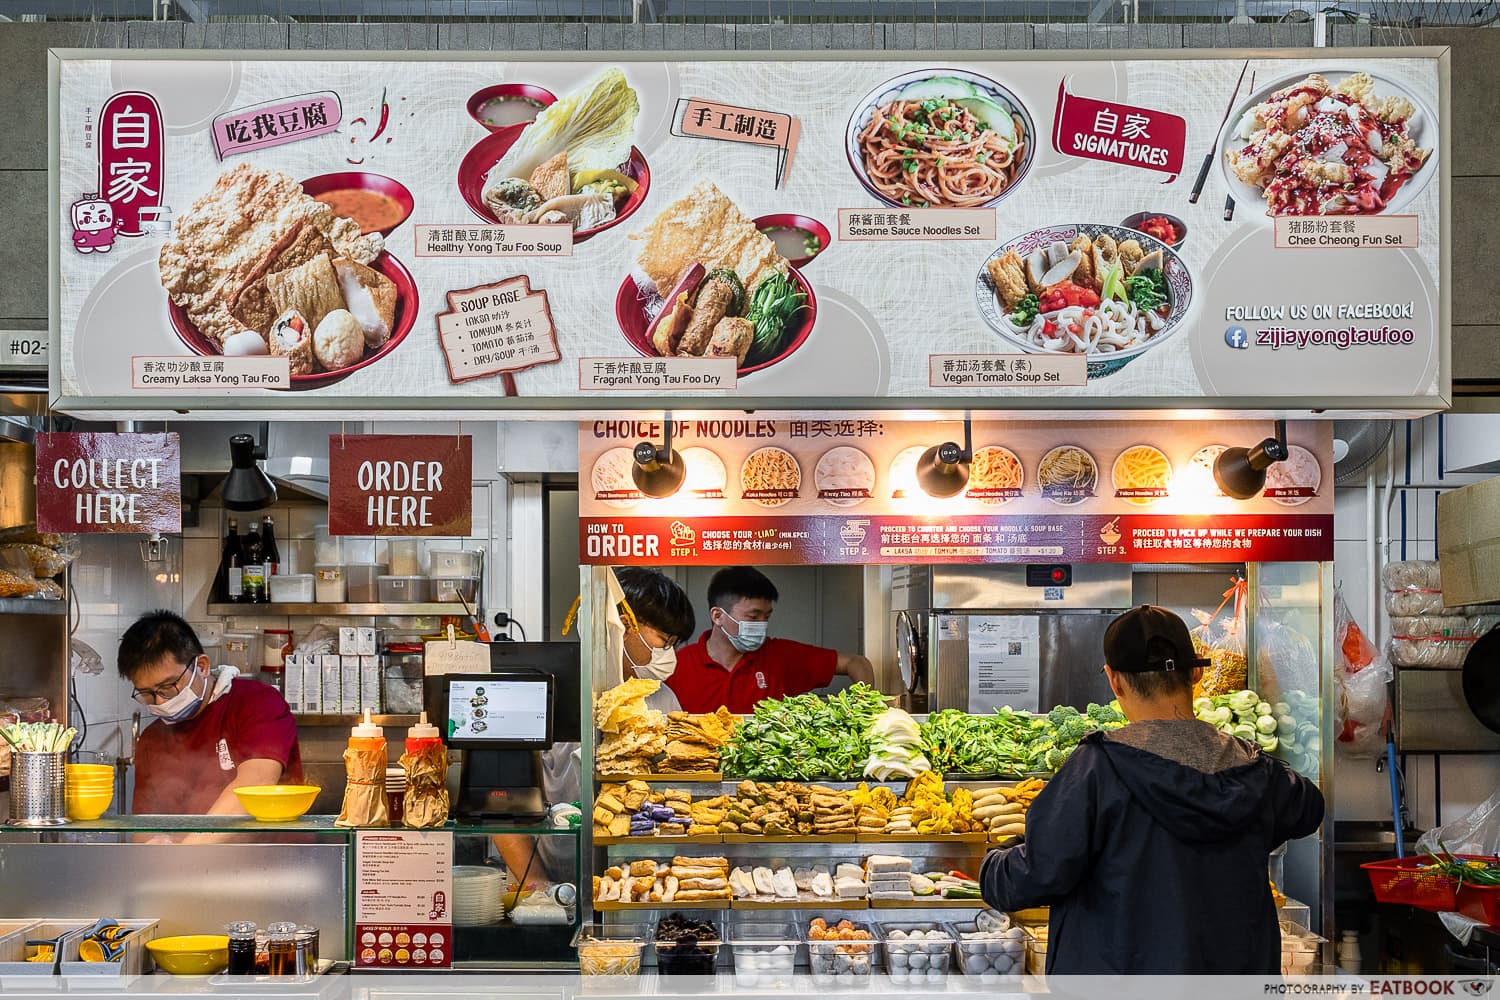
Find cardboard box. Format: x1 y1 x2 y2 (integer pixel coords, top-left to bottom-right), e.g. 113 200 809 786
357 627 379 656
301 657 322 714
339 627 359 657
283 653 304 713
360 656 382 714
1438 479 1500 606
321 655 342 715
342 656 362 715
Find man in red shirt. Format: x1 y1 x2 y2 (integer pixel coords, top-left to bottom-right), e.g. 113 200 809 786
667 566 877 713
119 610 302 815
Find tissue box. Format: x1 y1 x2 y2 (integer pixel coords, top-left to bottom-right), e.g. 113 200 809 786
342 656 362 715
360 657 382 714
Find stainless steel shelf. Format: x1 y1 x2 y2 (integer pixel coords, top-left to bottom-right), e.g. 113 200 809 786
207 603 464 616
295 714 420 727
0 597 67 616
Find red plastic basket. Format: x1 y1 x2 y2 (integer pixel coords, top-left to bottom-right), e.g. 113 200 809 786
1362 855 1472 911
1457 884 1500 926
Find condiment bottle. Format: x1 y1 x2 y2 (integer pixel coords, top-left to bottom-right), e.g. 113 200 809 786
334 710 389 828
400 712 450 829
405 711 441 756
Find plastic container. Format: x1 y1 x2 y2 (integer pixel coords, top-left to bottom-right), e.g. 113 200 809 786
1280 922 1326 977
270 574 315 603
429 549 483 578
1024 926 1048 976
577 925 648 976
1457 883 1500 926
315 565 347 604
382 657 424 714
432 576 479 604
1362 855 1478 911
882 922 954 984
262 629 294 668
807 918 879 985
729 922 798 988
0 919 89 974
343 536 378 565
378 575 430 603
949 919 1026 981
59 918 161 976
654 936 721 976
387 539 422 577
313 526 343 565
223 633 257 672
347 564 389 604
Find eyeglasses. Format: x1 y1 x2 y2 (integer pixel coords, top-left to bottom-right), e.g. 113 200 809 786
130 660 196 705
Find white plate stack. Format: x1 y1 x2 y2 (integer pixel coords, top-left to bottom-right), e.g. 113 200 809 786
453 865 510 927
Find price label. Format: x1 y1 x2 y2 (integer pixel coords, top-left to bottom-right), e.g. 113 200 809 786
0 331 48 368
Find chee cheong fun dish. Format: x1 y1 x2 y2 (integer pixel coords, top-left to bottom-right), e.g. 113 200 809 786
855 75 1026 208
159 164 399 376
986 232 1171 356
1227 71 1431 216
630 181 808 369
481 69 641 232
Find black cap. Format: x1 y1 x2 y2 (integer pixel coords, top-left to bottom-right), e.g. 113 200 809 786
1103 605 1211 674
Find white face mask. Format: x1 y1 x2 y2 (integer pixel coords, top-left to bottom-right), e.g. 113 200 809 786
626 635 678 681
147 663 206 723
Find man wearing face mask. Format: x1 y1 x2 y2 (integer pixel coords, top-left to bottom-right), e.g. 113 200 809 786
118 610 302 815
492 568 694 888
668 566 877 714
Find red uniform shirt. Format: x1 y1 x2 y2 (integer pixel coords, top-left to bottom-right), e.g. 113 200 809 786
133 678 303 814
666 631 839 713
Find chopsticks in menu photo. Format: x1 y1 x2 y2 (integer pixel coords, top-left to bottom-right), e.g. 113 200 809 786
1224 71 1256 222
1189 60 1250 206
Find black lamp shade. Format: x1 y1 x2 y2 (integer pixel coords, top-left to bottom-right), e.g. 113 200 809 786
632 442 686 499
1212 446 1265 500
916 441 970 498
223 433 278 511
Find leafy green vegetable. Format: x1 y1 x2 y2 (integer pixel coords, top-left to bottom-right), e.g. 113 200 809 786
1125 268 1168 312
721 683 890 780
1009 293 1041 327
743 272 808 365
1098 256 1128 304
490 67 640 181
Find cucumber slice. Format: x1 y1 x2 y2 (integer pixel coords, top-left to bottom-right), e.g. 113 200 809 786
954 96 1017 143
897 76 979 103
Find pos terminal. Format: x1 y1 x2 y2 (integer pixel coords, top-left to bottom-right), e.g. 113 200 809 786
428 670 553 820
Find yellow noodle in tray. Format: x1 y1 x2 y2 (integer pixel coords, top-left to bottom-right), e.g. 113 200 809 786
1112 445 1172 506
741 446 801 508
965 446 1024 504
1037 445 1098 506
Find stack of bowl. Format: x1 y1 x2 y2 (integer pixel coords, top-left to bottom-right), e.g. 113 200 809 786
66 763 115 820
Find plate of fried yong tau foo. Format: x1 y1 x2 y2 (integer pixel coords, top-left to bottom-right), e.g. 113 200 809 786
159 163 417 389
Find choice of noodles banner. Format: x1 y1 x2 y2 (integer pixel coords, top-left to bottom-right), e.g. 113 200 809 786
53 51 1446 413
577 419 1334 565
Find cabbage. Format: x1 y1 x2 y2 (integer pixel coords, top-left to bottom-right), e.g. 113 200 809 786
491 68 640 183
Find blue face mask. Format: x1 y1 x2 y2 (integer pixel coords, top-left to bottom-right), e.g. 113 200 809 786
719 611 769 653
147 663 207 724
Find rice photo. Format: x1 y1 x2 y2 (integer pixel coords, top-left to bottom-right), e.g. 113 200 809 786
1264 444 1322 506
741 447 802 508
815 446 876 507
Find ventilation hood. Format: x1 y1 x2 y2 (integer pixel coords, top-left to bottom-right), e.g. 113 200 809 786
176 421 343 502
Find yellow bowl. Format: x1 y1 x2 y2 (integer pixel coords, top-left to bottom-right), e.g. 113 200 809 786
66 789 114 821
68 780 114 791
233 784 320 822
67 764 114 780
146 936 230 975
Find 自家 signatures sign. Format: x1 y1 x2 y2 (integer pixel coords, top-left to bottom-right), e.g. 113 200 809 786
327 435 471 536
36 432 181 533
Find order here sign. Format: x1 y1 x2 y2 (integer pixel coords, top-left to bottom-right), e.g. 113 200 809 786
36 432 182 533
328 435 472 536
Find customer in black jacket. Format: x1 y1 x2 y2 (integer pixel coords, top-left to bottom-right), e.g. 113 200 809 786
980 605 1324 975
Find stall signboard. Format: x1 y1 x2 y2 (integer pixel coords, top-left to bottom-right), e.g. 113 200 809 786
53 51 1448 415
35 431 181 533
327 434 472 536
578 418 1334 565
353 829 453 970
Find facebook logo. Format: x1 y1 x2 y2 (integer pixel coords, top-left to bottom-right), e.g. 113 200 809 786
1224 326 1249 349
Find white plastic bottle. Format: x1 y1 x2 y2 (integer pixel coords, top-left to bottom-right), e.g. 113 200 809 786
1337 930 1362 973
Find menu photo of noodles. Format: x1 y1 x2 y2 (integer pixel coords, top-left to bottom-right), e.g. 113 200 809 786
1037 445 1099 506
591 447 644 509
1112 445 1173 506
1263 445 1323 506
815 446 877 507
888 445 927 501
965 446 1025 505
681 447 728 500
1189 445 1231 498
845 69 1036 209
975 223 1194 380
740 447 802 508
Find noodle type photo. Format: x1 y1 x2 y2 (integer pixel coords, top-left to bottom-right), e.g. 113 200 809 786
1037 446 1099 505
815 447 876 507
1190 445 1230 497
888 445 927 499
975 223 1193 379
966 446 1024 504
847 71 1035 209
680 447 727 499
1264 444 1323 506
1112 445 1173 506
591 447 642 509
741 447 802 508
